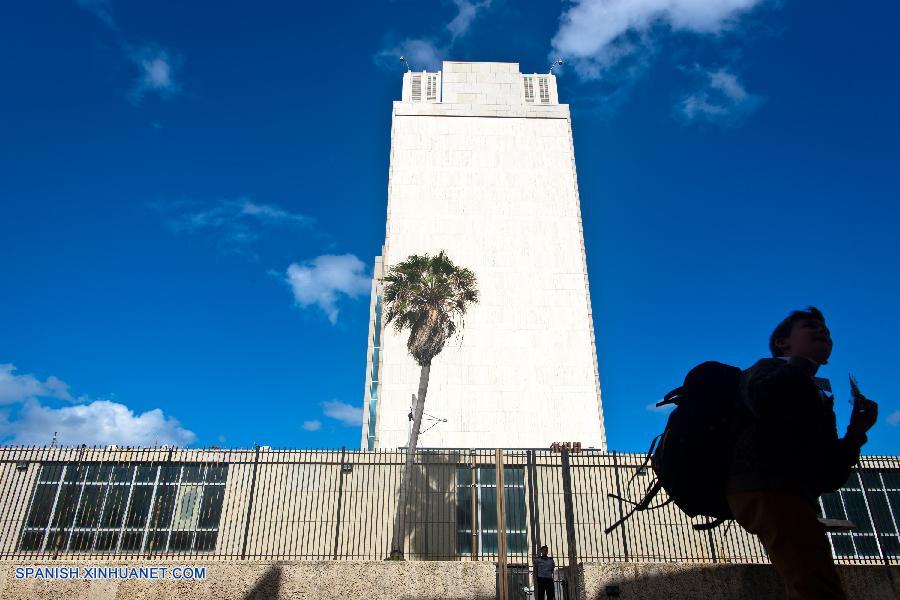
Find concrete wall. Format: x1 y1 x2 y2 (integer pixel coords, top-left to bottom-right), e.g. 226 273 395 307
0 560 497 600
567 563 900 600
372 60 606 451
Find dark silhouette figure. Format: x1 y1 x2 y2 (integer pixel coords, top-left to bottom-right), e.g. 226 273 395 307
727 306 878 600
534 545 555 600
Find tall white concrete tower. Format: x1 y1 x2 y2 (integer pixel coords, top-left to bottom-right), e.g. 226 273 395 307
361 61 606 451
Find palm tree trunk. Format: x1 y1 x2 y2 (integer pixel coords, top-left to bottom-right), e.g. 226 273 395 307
389 361 431 559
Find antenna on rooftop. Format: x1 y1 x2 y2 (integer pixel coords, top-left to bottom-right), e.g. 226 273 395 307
399 55 413 72
548 58 564 74
50 431 57 447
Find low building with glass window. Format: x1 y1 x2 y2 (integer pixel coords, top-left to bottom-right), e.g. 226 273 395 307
0 446 897 565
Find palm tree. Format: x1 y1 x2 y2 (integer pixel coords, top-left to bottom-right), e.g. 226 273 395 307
383 250 479 559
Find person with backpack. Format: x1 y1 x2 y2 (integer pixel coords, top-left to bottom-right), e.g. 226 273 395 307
727 306 878 600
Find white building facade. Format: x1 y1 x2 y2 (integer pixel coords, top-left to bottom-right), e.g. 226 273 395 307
361 61 607 451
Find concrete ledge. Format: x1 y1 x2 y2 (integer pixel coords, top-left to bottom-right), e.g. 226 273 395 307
0 560 497 600
567 562 900 600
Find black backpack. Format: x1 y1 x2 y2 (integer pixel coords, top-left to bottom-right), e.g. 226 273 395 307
605 361 744 533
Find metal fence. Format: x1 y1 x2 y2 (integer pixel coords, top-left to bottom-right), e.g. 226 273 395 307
0 446 897 567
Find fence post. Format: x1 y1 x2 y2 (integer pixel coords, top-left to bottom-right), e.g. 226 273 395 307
561 449 578 568
610 451 629 562
240 444 261 560
527 450 541 557
496 448 508 600
332 446 347 560
471 450 478 561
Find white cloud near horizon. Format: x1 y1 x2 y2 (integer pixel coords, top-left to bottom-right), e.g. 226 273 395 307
0 364 74 404
888 410 900 427
551 0 764 80
375 0 492 72
76 0 117 30
678 67 763 125
0 399 196 447
0 364 196 446
285 254 371 324
646 401 674 413
302 420 322 432
321 400 363 427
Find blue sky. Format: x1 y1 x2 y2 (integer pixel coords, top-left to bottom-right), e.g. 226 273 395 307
1 1 898 454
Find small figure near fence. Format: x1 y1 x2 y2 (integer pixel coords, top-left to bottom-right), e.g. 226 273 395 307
727 306 879 600
534 545 556 600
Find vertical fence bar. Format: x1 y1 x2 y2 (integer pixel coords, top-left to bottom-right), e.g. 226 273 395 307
332 446 347 560
610 451 628 561
560 449 578 567
240 444 260 559
496 448 508 600
856 462 889 566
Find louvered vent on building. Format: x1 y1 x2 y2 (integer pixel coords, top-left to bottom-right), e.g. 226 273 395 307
426 74 438 101
523 76 535 103
538 76 550 104
411 74 422 102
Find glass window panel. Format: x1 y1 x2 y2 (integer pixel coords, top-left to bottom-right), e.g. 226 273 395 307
457 531 472 555
478 467 496 486
92 464 112 482
126 486 153 528
508 531 527 554
45 530 70 553
842 473 861 489
150 484 176 529
457 467 472 487
39 464 63 482
19 530 45 551
881 470 900 489
181 464 204 483
26 483 59 527
135 464 157 482
481 531 498 554
821 492 846 520
120 531 143 551
480 487 497 531
852 534 879 557
51 484 82 528
75 484 105 527
101 485 129 528
159 465 181 483
879 535 900 557
506 487 526 530
842 491 872 533
206 463 228 483
169 531 193 551
861 471 883 490
867 492 896 534
69 531 95 552
457 486 472 531
195 531 218 552
830 533 855 557
94 531 119 551
504 467 524 486
112 464 134 483
198 486 225 528
64 464 87 483
172 485 203 530
888 490 900 525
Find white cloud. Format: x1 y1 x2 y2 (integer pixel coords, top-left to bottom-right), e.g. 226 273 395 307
678 67 763 125
76 0 117 30
159 198 314 249
0 399 196 447
128 45 182 103
888 410 900 427
0 364 73 404
375 0 492 71
551 0 764 80
302 420 322 432
321 400 363 427
285 254 371 324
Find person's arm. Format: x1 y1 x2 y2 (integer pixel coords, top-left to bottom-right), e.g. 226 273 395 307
819 390 878 492
742 357 818 423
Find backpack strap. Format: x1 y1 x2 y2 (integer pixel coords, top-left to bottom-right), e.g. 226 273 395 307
692 517 729 531
604 479 664 534
628 433 662 485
